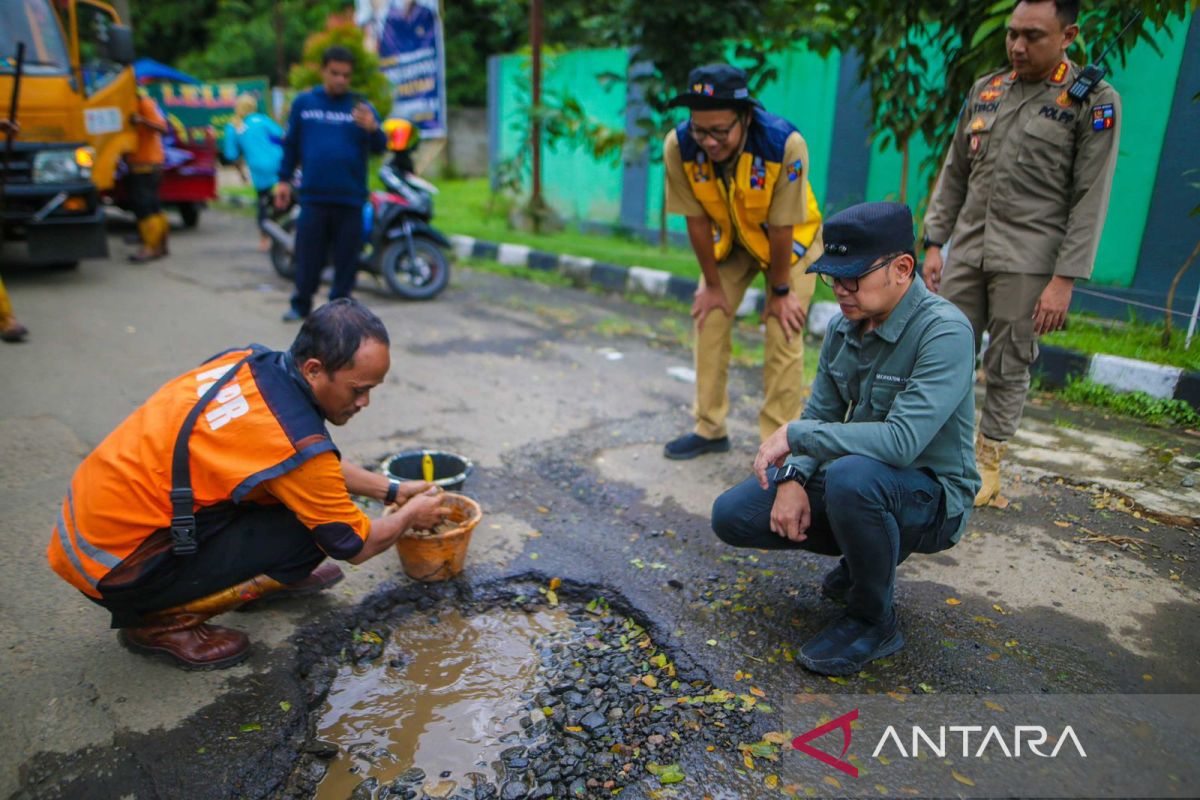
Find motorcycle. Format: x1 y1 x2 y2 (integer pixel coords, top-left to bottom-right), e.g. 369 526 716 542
263 151 451 301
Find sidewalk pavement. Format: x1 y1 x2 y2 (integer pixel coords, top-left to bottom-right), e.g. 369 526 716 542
449 233 1200 413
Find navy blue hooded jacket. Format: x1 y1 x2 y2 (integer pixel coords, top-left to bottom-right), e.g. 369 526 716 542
278 86 386 207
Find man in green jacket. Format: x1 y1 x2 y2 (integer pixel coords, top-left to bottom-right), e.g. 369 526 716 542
712 202 980 675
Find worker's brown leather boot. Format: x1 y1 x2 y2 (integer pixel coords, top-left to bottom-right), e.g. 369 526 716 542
119 613 250 670
118 573 286 669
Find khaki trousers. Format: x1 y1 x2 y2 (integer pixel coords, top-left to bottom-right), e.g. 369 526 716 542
941 260 1051 441
694 247 816 441
0 276 13 328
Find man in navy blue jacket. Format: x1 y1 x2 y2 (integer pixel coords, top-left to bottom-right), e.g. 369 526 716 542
274 46 386 322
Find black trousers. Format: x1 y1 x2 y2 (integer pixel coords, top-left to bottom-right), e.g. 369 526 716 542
290 201 362 316
127 168 162 220
92 503 325 628
711 455 961 624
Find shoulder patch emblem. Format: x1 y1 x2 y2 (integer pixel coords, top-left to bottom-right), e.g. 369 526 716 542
1055 90 1072 108
989 74 1005 88
1091 103 1115 131
980 88 1002 102
970 116 987 132
1051 62 1069 84
786 159 803 182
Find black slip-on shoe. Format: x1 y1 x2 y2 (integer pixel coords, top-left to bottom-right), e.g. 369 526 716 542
663 432 731 460
798 612 905 676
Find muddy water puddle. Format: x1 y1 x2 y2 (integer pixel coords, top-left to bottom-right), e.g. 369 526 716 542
315 607 572 799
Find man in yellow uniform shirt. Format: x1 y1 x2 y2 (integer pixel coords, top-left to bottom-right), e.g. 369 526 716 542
662 64 823 459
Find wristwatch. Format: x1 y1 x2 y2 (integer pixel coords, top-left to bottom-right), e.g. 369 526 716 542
774 463 807 487
771 283 791 297
384 479 401 505
922 235 944 250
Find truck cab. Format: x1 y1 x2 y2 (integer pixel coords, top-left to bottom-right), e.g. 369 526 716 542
1 0 137 266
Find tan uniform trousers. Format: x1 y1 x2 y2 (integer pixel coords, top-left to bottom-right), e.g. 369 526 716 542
0 276 14 328
694 246 816 442
941 259 1051 441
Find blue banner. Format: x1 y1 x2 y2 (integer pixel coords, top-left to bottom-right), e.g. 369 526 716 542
356 0 448 138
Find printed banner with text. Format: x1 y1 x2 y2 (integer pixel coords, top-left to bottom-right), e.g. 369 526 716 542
355 0 448 137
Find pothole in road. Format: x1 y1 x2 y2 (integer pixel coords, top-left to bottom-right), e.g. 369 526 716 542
289 584 760 800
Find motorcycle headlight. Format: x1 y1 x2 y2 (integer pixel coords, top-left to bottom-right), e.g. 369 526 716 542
32 150 83 184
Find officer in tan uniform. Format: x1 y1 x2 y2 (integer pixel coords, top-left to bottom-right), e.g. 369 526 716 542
662 64 823 460
923 0 1119 506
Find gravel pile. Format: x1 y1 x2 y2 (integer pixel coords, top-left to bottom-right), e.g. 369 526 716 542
290 587 761 800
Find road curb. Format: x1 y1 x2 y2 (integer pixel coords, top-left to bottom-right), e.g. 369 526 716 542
450 234 1200 414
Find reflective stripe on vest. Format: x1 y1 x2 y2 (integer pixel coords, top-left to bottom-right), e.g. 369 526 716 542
54 487 121 589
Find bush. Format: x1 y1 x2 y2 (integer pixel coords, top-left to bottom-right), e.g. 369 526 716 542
288 24 393 117
1059 378 1200 428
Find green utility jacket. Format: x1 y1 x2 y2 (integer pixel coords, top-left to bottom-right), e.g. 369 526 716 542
786 279 981 541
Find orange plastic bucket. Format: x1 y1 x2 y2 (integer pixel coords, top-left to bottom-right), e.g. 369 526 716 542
394 493 482 582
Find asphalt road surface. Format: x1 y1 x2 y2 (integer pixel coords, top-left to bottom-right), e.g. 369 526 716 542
2 209 1198 799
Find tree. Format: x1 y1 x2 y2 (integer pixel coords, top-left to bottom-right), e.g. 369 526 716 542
788 0 1195 204
289 23 394 117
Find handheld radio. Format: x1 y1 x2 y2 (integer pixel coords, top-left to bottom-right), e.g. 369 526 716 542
1067 11 1142 102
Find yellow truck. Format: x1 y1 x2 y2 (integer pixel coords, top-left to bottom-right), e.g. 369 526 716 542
1 0 137 265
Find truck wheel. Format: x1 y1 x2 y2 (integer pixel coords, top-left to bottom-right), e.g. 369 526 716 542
178 203 201 228
381 238 449 300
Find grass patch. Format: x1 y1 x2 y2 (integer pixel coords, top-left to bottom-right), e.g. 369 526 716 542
435 178 699 275
1057 377 1200 428
1043 315 1200 372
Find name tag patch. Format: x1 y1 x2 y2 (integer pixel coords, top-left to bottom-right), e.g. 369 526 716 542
1091 103 1115 131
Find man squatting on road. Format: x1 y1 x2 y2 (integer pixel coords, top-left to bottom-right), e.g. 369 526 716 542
47 300 449 670
713 203 981 676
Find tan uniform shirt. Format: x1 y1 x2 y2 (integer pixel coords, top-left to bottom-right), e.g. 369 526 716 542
923 61 1120 279
663 128 813 231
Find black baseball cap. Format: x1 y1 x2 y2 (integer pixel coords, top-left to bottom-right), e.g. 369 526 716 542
667 64 763 111
807 202 917 279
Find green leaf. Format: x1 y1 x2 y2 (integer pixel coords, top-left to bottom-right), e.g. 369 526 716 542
279 701 292 713
239 723 262 733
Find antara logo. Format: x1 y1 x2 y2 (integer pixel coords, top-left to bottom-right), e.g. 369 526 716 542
792 710 1087 778
792 709 860 778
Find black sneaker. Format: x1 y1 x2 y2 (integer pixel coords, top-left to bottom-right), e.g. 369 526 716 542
820 559 850 603
797 612 905 676
663 432 731 460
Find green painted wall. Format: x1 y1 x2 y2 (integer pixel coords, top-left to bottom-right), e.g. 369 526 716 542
494 48 628 224
491 18 1192 288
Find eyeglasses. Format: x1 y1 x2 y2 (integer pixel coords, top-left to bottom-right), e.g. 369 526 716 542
690 118 742 143
818 254 902 293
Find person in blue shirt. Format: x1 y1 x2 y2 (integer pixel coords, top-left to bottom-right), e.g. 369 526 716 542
223 93 284 251
274 46 386 322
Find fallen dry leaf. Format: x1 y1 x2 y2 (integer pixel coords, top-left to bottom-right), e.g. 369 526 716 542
951 770 976 787
549 577 562 591
945 597 962 606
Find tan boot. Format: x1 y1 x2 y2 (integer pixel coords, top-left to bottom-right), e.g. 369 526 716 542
974 432 1009 509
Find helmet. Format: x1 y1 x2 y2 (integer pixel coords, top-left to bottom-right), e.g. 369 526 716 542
383 118 419 152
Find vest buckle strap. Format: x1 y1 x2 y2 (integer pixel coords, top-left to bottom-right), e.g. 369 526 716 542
169 487 198 556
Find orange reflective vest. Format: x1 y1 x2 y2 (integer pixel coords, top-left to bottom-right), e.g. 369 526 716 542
676 108 822 267
47 346 338 597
